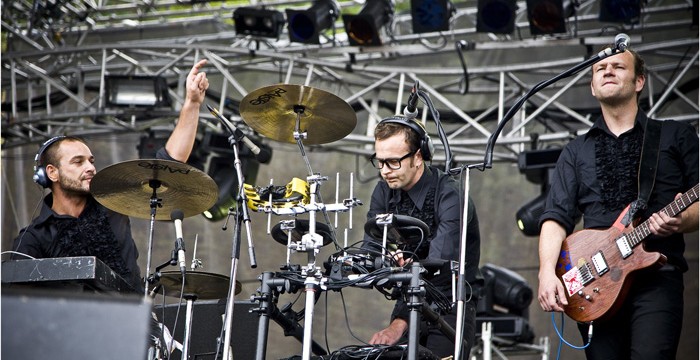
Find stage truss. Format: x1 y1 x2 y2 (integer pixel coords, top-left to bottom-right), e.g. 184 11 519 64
2 0 697 165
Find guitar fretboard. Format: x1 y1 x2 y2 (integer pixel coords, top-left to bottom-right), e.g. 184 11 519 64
627 183 699 247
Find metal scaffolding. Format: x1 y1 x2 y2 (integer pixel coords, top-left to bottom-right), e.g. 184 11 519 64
2 0 697 164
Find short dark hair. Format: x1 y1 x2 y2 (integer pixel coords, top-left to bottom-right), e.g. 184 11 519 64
41 136 87 169
374 121 421 153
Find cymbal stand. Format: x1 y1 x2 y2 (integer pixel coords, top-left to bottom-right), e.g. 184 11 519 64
182 294 198 360
292 106 331 360
144 179 163 294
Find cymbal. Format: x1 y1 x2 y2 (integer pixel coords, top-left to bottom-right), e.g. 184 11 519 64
90 159 218 220
239 84 357 145
155 271 240 300
271 219 335 247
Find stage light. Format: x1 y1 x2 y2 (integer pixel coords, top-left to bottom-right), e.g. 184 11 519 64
104 75 171 108
476 263 535 343
516 193 547 236
516 148 561 236
479 263 533 316
233 7 285 38
342 0 395 46
526 0 567 35
476 0 517 34
410 0 455 34
286 0 339 44
599 0 641 24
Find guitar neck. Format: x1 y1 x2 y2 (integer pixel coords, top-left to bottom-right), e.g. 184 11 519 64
627 183 700 248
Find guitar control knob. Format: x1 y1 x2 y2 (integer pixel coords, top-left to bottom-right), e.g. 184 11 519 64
585 295 592 301
593 288 600 293
578 290 585 297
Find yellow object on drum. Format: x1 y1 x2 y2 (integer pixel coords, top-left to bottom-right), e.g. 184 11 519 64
244 177 310 211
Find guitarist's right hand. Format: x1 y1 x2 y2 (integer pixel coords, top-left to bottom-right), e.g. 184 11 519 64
538 270 568 313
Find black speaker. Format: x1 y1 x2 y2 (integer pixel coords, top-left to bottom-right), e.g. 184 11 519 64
154 299 259 360
2 288 152 360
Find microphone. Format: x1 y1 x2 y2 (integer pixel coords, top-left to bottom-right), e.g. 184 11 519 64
403 81 420 120
206 104 272 163
615 33 630 52
171 209 186 274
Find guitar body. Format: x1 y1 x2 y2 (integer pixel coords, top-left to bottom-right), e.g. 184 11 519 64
556 226 666 323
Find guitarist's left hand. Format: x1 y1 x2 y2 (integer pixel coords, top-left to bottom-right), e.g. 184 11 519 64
648 193 685 237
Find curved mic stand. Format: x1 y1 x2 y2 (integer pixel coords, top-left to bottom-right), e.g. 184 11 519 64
206 105 259 360
449 40 627 360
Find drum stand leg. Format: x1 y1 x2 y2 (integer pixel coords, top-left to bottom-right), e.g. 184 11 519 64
407 262 423 360
182 295 197 360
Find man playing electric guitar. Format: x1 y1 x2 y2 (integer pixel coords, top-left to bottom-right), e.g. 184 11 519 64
537 46 698 360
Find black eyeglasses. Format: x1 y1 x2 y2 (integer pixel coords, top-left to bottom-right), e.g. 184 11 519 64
369 150 416 170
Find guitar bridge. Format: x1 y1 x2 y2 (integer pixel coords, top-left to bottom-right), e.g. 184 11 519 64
591 251 609 276
578 263 594 285
616 236 633 259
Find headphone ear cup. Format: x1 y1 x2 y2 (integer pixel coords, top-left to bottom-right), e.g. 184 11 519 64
421 134 434 161
33 166 49 188
33 135 66 188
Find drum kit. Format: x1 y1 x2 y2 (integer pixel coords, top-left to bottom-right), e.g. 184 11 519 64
87 84 368 360
88 83 444 360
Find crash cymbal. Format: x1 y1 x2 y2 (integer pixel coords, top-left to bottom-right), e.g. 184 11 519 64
155 271 240 300
91 159 218 220
239 84 357 145
271 219 335 247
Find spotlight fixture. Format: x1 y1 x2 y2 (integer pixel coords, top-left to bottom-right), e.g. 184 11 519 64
526 0 567 35
599 0 641 24
286 0 339 44
479 263 534 316
233 7 285 38
342 0 395 46
104 75 171 108
515 148 562 236
476 0 517 34
516 193 548 236
410 0 455 34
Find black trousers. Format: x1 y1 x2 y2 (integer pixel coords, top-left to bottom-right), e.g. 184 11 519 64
576 268 684 360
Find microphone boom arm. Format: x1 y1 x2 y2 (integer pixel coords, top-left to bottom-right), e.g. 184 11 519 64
480 45 625 170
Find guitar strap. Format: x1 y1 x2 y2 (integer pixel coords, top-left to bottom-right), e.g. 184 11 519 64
622 117 663 226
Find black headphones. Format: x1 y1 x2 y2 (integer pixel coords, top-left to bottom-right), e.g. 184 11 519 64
378 116 434 161
33 136 66 188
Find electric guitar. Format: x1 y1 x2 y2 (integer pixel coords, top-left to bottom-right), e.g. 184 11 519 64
556 183 699 323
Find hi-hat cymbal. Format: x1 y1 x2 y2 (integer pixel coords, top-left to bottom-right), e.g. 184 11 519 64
239 84 357 145
155 271 240 300
91 159 218 220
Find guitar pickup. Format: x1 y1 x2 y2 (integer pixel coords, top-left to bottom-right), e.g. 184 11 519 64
616 236 633 259
591 251 608 276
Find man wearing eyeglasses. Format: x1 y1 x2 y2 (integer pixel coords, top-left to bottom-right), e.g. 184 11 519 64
362 117 482 358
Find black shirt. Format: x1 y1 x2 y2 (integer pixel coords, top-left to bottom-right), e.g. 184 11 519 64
11 147 179 292
362 166 482 319
540 111 699 271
